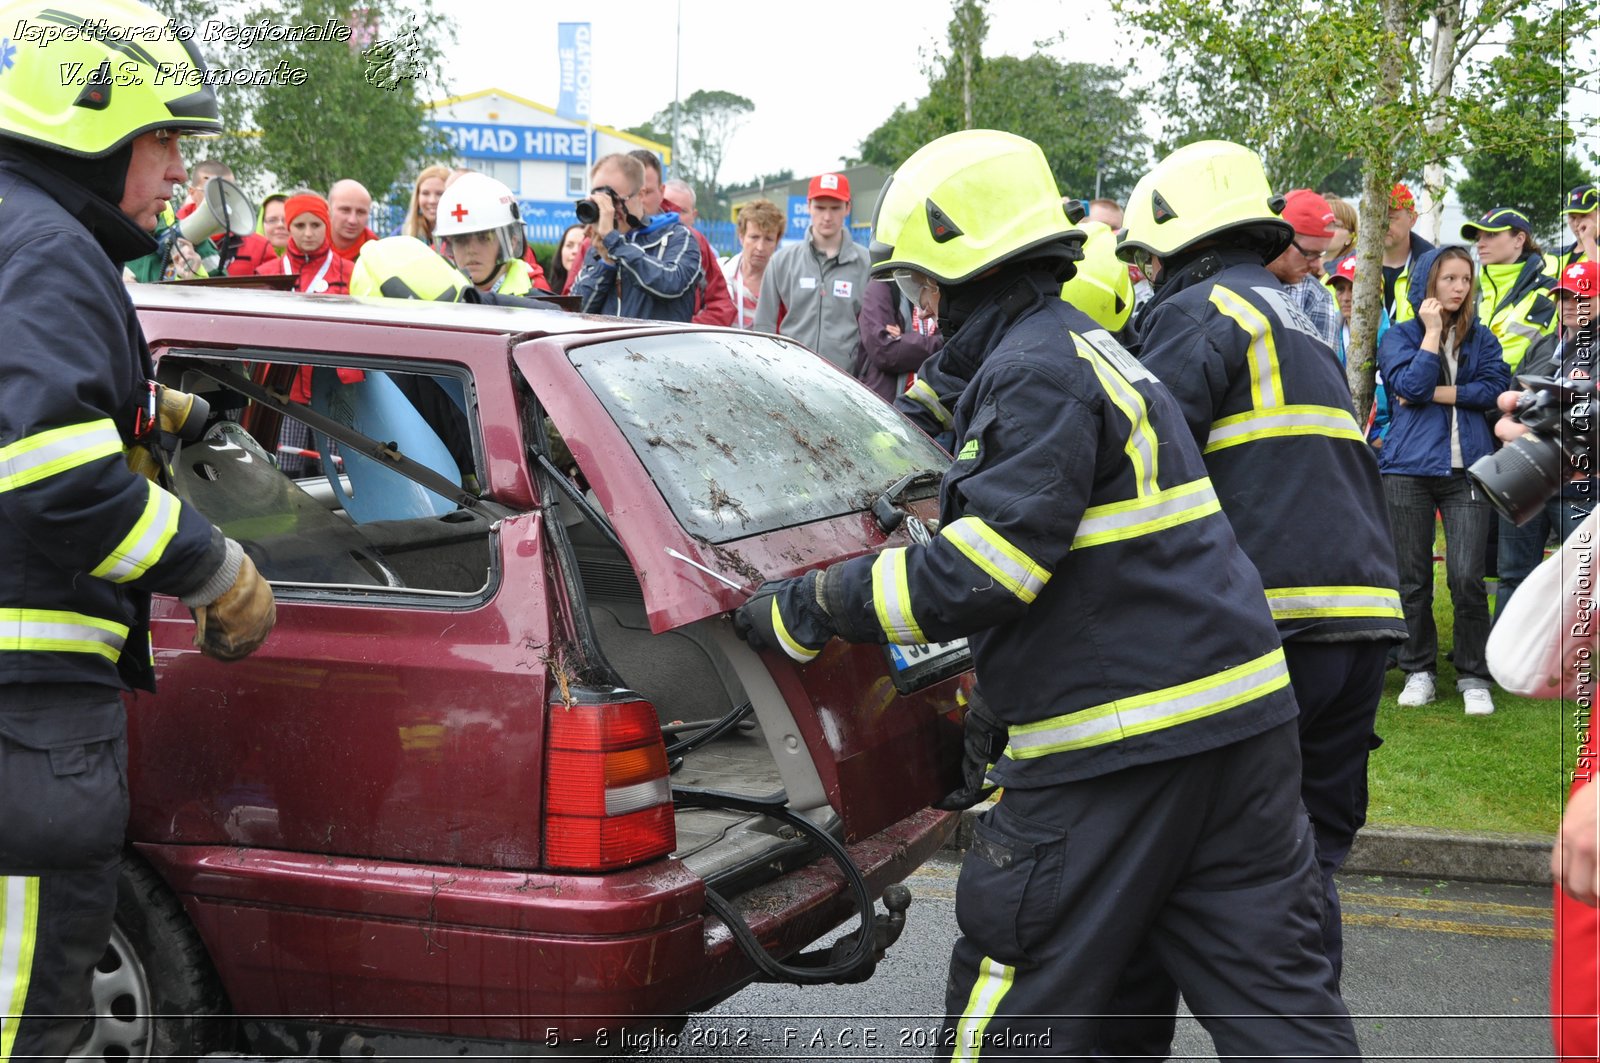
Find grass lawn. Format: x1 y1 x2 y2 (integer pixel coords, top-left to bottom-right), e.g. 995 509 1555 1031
1365 541 1576 836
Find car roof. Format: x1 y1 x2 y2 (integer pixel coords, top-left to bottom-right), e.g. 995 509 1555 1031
130 283 641 339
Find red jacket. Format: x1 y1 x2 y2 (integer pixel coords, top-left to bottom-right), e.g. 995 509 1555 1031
225 233 283 277
330 228 378 263
256 241 354 295
686 227 734 326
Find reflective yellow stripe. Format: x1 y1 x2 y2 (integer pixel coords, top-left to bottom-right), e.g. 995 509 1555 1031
1209 286 1283 409
1073 335 1159 498
1204 404 1366 454
1071 477 1222 549
1265 585 1405 620
0 876 41 1063
871 548 926 645
90 480 180 584
904 378 953 430
941 517 1052 604
952 956 1015 1061
0 420 123 494
1006 648 1290 758
0 609 129 662
770 597 820 662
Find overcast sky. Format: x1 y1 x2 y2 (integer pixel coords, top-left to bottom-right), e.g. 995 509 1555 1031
436 0 1126 186
434 0 1595 221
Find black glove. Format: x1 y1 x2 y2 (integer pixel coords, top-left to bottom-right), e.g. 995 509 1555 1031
732 571 838 662
934 688 1007 811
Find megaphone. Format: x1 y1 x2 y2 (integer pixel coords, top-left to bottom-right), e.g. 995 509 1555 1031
180 176 256 245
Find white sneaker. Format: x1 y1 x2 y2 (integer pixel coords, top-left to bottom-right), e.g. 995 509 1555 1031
1397 672 1436 707
1463 689 1495 716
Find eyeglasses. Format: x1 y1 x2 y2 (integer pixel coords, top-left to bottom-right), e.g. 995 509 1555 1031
1291 239 1325 262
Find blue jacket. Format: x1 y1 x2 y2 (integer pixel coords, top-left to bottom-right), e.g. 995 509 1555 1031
1377 247 1510 476
826 271 1296 787
0 158 228 692
570 212 701 322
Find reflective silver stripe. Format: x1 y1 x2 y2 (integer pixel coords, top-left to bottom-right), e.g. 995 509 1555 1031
871 548 926 645
0 876 40 1063
905 378 953 430
1071 478 1221 549
0 609 129 662
1204 404 1365 454
1265 586 1405 620
1006 649 1290 758
952 956 1015 1061
92 482 179 583
941 517 1051 604
1209 286 1282 408
1073 335 1159 497
0 421 123 494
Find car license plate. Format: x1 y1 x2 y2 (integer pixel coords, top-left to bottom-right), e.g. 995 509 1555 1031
883 637 971 694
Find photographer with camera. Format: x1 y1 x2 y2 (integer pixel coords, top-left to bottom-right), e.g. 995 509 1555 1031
568 153 700 322
1481 264 1597 1057
1490 261 1598 619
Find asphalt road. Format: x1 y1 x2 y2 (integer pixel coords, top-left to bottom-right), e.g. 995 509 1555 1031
643 855 1555 1062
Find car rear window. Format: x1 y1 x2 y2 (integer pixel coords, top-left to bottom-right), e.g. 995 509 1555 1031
568 333 950 542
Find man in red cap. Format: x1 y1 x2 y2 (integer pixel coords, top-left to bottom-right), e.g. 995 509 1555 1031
1267 188 1342 354
1382 182 1433 322
752 171 872 371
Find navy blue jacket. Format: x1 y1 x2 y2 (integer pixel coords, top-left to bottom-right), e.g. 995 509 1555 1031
824 272 1296 787
570 211 701 322
1136 250 1406 643
1377 247 1510 477
0 159 226 691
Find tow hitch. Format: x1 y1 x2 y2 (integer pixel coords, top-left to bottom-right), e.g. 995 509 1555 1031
672 787 915 986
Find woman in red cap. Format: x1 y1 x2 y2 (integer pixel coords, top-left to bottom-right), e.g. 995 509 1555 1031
257 192 354 295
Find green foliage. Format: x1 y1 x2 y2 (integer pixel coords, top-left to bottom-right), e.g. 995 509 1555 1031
156 0 455 199
859 56 1151 202
1459 151 1594 237
1114 0 1598 418
644 89 754 212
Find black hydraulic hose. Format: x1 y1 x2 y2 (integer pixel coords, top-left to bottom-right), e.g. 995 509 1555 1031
664 701 753 759
670 787 876 985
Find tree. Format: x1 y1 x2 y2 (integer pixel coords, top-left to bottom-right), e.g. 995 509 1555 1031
1115 0 1598 423
643 90 753 210
158 0 455 199
1459 152 1595 238
857 4 1149 202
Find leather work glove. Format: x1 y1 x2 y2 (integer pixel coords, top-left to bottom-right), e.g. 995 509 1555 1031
934 688 1008 811
732 571 838 663
184 541 276 661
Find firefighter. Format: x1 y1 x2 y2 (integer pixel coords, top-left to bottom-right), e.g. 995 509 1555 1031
1096 139 1406 1057
0 1 276 1056
732 129 1357 1059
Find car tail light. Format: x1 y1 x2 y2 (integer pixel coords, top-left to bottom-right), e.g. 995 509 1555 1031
544 694 676 871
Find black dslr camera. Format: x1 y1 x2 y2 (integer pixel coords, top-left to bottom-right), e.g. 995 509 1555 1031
1468 375 1595 524
574 185 626 225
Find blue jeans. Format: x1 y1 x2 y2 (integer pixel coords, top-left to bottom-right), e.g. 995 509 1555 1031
1382 472 1492 690
1495 490 1596 621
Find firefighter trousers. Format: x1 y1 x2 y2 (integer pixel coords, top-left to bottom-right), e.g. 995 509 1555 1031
940 720 1357 1062
0 683 128 1063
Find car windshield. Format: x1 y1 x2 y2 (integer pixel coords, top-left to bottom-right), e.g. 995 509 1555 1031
569 333 949 543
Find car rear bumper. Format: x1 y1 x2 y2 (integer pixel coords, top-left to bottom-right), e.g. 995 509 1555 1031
139 807 956 1043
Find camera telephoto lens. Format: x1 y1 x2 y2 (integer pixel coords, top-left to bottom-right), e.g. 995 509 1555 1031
574 198 600 225
1467 433 1567 525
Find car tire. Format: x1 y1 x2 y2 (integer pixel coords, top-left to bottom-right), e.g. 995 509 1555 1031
73 855 236 1060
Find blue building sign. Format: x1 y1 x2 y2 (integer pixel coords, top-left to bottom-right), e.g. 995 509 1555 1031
437 121 592 162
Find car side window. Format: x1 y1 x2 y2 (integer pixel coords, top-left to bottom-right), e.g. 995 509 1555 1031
162 353 494 598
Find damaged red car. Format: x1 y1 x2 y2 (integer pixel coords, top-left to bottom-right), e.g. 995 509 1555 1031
88 285 967 1058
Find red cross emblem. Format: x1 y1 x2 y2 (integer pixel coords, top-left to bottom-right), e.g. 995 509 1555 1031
451 204 469 222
